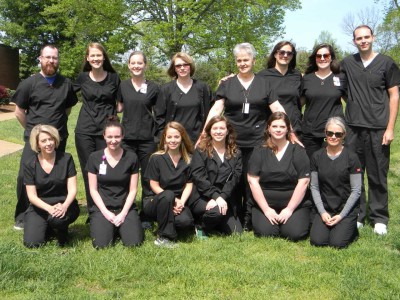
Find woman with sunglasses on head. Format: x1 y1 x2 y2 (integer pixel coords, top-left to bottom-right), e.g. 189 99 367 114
23 125 79 248
117 51 159 225
143 122 195 247
189 116 243 237
74 42 120 212
258 41 303 146
87 116 144 248
310 117 362 248
301 44 346 158
202 43 285 229
248 112 311 241
154 52 212 144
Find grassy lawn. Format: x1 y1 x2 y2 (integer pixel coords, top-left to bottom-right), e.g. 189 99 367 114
1 103 400 299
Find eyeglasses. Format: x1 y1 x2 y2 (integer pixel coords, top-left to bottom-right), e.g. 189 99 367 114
41 56 59 61
316 53 331 60
277 50 294 57
326 131 344 138
175 63 190 69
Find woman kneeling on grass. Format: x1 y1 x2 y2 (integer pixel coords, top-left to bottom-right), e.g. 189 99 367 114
189 116 243 237
24 124 79 248
310 117 361 248
247 112 311 241
87 116 144 248
143 121 194 247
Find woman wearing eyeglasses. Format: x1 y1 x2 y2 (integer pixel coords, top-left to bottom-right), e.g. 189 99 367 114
301 44 346 158
154 52 213 144
310 117 362 248
258 41 303 146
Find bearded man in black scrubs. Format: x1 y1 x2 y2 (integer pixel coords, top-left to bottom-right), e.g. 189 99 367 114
341 25 400 235
13 44 78 230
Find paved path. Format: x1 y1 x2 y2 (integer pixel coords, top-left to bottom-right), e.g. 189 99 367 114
0 104 23 157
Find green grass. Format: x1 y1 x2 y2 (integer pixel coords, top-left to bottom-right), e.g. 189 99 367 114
1 103 400 299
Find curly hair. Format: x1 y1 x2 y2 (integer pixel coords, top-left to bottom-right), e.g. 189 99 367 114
198 116 238 160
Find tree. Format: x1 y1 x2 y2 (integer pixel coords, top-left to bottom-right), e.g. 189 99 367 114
313 31 344 60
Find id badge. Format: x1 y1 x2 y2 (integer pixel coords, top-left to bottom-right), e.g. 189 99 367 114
140 83 148 94
333 76 340 86
242 103 250 114
99 162 107 175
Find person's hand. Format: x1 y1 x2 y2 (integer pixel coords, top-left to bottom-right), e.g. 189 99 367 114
206 199 218 211
382 129 394 145
276 207 293 224
290 132 304 147
113 211 127 227
102 209 116 223
321 212 331 224
218 73 235 84
52 203 67 218
173 198 184 215
215 197 228 215
264 208 279 225
326 215 342 226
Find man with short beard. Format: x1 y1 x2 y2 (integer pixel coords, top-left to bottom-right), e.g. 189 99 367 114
13 44 78 230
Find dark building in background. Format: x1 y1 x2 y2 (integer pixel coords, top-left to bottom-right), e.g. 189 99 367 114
0 44 20 89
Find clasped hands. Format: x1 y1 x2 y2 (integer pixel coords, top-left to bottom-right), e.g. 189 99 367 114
264 207 293 225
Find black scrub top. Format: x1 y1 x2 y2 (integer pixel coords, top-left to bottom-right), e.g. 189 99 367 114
248 143 310 209
215 75 275 148
301 73 346 137
24 152 77 205
13 73 78 139
74 72 120 135
258 68 302 132
341 53 400 129
145 153 191 198
154 79 212 143
311 147 362 213
86 149 139 208
118 79 159 141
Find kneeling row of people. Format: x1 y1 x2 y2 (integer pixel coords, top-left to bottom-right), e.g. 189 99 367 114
22 113 361 249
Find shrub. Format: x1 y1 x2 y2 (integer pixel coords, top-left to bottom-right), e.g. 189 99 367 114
0 85 11 105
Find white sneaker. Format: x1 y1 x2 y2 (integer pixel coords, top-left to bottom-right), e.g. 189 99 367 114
374 223 387 235
357 222 364 229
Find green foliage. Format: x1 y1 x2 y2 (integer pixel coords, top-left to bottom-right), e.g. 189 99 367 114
379 2 400 63
314 30 345 60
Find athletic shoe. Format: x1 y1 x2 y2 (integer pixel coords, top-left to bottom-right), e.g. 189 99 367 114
374 223 387 235
195 227 208 240
154 237 177 248
357 222 364 229
14 220 24 230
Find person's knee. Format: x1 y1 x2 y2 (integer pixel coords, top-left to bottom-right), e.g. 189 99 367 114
23 235 46 248
282 226 309 241
92 237 113 249
310 234 328 247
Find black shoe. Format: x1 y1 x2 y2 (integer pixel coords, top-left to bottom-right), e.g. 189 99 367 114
243 220 253 232
14 220 24 230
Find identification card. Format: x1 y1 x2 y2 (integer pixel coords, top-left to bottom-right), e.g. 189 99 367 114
140 83 148 94
333 76 340 86
99 162 107 175
242 103 250 114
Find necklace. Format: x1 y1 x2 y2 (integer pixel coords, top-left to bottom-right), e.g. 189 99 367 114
315 71 332 86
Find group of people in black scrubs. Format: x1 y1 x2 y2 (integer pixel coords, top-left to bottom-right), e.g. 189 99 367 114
13 24 399 249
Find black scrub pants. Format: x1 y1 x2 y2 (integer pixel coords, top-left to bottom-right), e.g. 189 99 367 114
143 190 194 240
252 206 310 241
240 147 255 226
301 134 325 159
123 139 157 216
189 197 243 234
15 137 67 222
75 133 106 210
310 208 359 249
346 126 390 225
23 200 79 248
89 206 144 248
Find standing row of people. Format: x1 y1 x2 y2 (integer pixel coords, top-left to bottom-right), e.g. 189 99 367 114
13 24 399 248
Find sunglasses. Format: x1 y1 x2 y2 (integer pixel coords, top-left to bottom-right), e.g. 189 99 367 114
277 50 294 57
316 53 331 60
175 63 190 69
326 131 344 138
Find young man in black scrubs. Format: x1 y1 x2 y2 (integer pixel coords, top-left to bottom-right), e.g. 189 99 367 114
13 44 78 230
341 25 400 235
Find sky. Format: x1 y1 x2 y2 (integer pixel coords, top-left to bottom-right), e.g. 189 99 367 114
283 0 384 52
